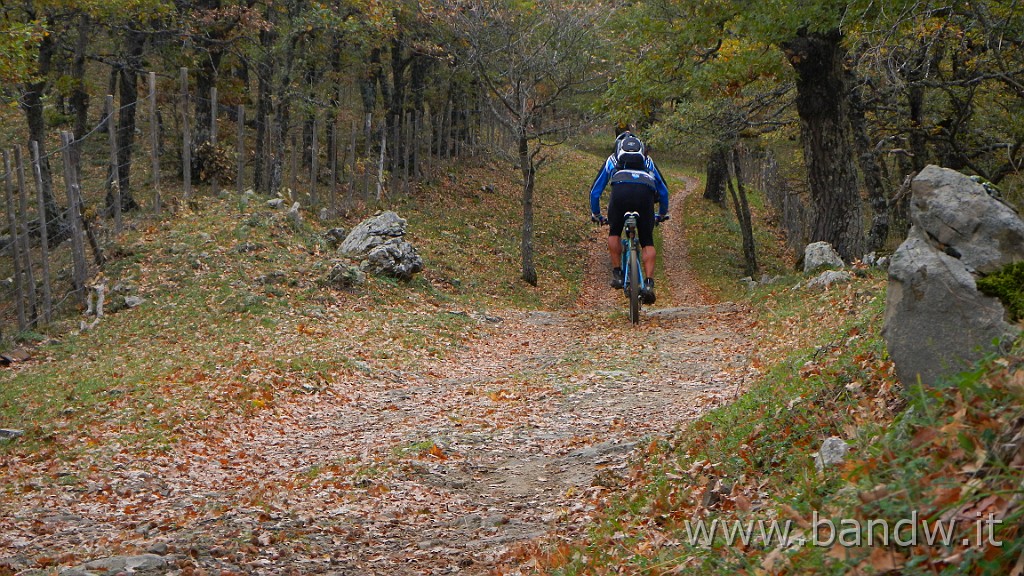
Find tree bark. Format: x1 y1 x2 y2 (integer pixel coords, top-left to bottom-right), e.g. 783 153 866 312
20 15 61 232
850 73 889 253
111 29 144 214
727 147 758 277
409 53 431 173
518 133 537 286
70 13 91 139
783 29 864 261
703 145 728 205
254 29 275 194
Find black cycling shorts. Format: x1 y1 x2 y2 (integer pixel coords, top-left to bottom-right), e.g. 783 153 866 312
608 183 656 247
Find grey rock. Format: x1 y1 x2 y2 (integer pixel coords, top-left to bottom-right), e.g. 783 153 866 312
234 241 262 254
267 198 285 209
0 428 24 441
482 514 509 528
806 270 852 289
361 238 424 280
339 211 408 257
911 165 1024 274
884 166 1023 388
319 208 330 221
815 437 849 471
288 202 302 225
326 262 366 288
324 227 348 246
70 554 166 575
124 296 145 308
256 271 288 285
450 513 483 528
804 241 845 273
883 227 1020 386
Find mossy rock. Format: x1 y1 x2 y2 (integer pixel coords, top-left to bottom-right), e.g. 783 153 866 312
977 261 1024 322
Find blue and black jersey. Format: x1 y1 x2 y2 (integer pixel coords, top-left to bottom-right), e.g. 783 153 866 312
588 155 670 217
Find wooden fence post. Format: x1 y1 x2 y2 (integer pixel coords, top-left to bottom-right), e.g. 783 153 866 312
310 116 319 208
329 118 338 214
149 72 161 214
289 132 298 197
14 147 37 323
30 142 52 324
181 67 192 201
3 150 26 331
376 126 386 202
60 132 88 308
264 114 273 195
363 114 373 202
210 86 218 194
404 111 412 194
348 120 357 209
106 95 122 234
236 104 245 195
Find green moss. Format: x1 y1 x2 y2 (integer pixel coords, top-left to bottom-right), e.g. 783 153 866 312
977 261 1024 321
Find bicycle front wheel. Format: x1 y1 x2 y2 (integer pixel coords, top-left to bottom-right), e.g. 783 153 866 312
627 247 641 324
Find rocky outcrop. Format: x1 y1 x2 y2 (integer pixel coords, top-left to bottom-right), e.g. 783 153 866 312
883 166 1022 387
340 211 409 257
363 238 424 280
339 211 423 280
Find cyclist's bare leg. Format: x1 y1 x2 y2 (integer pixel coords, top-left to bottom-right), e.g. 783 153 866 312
642 246 656 278
608 235 622 267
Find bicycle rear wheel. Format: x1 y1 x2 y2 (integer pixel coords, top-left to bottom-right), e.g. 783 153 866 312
627 246 641 324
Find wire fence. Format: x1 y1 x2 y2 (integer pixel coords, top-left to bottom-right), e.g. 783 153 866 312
0 67 516 341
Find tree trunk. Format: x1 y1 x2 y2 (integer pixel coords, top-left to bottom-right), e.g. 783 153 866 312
70 13 91 139
727 147 758 277
783 29 864 261
272 35 300 194
409 54 431 173
850 73 889 253
111 30 144 214
20 16 61 232
703 145 728 205
192 0 225 151
388 37 409 172
254 29 275 194
518 133 537 286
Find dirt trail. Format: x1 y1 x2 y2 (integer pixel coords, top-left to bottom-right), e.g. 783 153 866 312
0 176 752 575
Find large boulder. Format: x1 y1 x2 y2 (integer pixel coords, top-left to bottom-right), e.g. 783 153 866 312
803 241 845 273
883 166 1022 387
910 165 1024 273
339 211 409 257
339 211 423 280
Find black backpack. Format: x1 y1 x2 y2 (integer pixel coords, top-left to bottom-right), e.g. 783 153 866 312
615 135 647 170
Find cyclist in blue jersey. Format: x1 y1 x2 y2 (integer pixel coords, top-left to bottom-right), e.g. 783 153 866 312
589 132 669 304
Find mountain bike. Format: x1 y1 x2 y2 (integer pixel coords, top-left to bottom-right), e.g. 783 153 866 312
620 212 646 324
612 212 669 324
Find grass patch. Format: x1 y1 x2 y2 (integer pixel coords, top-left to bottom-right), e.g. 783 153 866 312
977 261 1024 322
680 175 793 302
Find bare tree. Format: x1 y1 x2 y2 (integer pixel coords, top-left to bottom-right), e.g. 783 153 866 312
451 0 609 285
